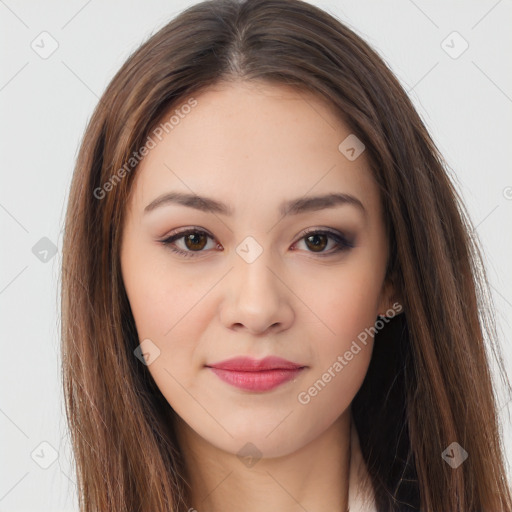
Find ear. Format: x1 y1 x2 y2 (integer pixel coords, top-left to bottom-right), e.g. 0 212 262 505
376 271 404 318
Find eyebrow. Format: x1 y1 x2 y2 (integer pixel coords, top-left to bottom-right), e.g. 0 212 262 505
144 191 366 217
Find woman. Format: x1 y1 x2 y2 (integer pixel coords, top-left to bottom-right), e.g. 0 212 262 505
60 0 512 510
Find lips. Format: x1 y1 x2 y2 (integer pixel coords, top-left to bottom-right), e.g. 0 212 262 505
205 356 306 392
206 356 305 371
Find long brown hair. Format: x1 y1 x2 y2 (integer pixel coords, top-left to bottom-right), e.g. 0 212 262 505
60 0 512 510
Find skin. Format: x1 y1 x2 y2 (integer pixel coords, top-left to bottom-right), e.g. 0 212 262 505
120 80 398 512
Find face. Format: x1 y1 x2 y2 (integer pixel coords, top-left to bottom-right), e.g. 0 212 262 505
120 80 395 459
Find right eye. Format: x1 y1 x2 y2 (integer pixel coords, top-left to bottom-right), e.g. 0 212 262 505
160 228 220 258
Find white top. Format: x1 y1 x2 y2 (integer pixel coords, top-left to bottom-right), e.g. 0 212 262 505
348 415 378 512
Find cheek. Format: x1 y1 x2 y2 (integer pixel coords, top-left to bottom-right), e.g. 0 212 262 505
305 290 374 400
293 257 383 407
300 260 383 353
122 240 201 339
294 272 378 424
121 245 219 391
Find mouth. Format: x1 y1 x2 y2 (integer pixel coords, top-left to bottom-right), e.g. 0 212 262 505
205 356 307 392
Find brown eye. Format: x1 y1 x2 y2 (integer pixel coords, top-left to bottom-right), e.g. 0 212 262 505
183 232 208 251
294 229 354 256
160 228 217 257
304 233 328 252
161 227 353 259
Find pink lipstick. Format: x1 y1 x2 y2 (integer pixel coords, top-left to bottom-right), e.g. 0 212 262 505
205 356 306 392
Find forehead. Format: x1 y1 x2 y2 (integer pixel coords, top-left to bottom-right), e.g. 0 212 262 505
127 80 379 218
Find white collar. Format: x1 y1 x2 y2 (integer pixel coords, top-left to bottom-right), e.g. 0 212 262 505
348 415 378 512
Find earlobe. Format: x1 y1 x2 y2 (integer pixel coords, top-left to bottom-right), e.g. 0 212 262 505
377 275 404 319
377 298 404 319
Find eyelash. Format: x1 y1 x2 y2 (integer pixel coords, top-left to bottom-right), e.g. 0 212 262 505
159 226 354 258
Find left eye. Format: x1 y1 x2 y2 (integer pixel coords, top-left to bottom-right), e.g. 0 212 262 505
294 230 352 254
160 228 353 258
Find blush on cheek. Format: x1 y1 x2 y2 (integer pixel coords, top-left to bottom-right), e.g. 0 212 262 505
128 275 196 338
322 293 375 343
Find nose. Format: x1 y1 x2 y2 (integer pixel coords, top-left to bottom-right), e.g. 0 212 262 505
219 249 294 335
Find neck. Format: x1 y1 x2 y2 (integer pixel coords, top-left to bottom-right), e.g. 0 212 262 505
173 410 352 512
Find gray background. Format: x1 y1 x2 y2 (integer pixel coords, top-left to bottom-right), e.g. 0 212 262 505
1 0 511 510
